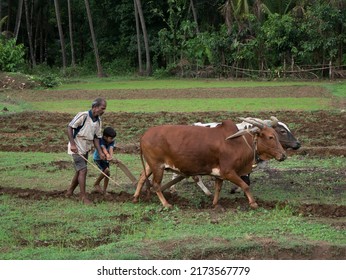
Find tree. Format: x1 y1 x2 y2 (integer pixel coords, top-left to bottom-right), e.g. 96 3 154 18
67 0 75 67
134 0 143 74
54 0 67 70
189 0 199 33
84 0 105 77
134 0 151 75
13 0 23 40
24 0 35 66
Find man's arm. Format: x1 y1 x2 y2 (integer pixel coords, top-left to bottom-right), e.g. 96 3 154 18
67 126 78 154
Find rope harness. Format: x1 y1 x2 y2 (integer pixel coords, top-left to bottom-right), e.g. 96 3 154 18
241 134 260 168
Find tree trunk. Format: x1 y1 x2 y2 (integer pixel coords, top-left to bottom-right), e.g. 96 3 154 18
6 0 12 31
189 0 199 33
134 0 151 75
134 0 143 74
54 0 67 70
14 0 23 40
84 0 105 77
67 0 76 67
24 0 35 66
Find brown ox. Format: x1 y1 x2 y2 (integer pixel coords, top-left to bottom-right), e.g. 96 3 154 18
133 120 286 209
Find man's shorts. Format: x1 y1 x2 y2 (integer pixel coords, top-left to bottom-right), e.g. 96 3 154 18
72 153 88 171
94 160 109 172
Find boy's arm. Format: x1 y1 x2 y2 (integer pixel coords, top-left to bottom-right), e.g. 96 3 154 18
94 138 105 160
101 146 111 160
108 146 114 161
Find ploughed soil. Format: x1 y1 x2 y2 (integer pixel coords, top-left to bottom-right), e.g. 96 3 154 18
0 86 345 259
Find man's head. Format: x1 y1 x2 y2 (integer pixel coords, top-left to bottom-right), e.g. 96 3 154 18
91 98 107 117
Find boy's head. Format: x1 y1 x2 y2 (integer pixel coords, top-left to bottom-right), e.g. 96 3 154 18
103 127 116 138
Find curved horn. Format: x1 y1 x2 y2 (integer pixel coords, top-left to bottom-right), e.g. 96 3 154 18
270 116 279 127
226 127 260 140
226 129 248 140
239 117 265 129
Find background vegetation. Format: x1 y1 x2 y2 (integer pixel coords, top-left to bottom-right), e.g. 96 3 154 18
0 0 345 79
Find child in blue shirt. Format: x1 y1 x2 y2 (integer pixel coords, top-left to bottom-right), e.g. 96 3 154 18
93 127 116 194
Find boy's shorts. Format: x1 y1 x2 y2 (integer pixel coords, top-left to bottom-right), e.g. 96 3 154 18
94 160 109 171
72 153 88 171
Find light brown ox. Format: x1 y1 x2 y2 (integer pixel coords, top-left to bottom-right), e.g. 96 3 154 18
133 120 286 209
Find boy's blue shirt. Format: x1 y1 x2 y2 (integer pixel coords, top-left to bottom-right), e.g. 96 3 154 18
93 138 115 161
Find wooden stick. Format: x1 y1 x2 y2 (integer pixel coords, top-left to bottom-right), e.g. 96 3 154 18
77 153 122 188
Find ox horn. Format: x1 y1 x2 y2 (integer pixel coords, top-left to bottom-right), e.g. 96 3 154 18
226 129 248 140
270 116 279 127
226 127 260 140
239 117 265 129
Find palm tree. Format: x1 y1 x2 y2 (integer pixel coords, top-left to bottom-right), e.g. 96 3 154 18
84 0 105 77
67 0 76 67
134 0 151 75
24 0 35 66
134 0 143 74
189 0 199 33
13 0 23 40
220 0 250 33
53 0 67 70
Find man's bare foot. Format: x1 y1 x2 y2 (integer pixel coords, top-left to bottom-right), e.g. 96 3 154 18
94 184 103 194
65 189 74 197
81 196 92 205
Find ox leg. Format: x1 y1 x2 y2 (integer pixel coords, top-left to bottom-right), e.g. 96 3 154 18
193 175 212 196
212 178 224 209
227 174 258 209
230 175 250 194
152 168 172 208
133 164 152 203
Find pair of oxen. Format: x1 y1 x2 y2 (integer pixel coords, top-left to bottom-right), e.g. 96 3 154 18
133 117 301 209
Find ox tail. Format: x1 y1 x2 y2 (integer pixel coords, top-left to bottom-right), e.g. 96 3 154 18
139 147 152 189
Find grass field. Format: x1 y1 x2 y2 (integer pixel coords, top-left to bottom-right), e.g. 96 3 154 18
0 78 345 260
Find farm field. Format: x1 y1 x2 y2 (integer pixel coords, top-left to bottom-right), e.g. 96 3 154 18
0 79 345 260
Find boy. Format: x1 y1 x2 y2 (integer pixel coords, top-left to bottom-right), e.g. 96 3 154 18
93 126 117 194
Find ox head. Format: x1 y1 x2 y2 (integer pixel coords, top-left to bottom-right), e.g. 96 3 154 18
240 116 301 150
227 117 287 162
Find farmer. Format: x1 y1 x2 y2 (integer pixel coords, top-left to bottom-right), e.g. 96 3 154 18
65 97 107 204
93 126 117 194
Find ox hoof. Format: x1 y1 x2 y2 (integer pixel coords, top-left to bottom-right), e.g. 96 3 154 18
250 202 259 209
164 203 173 208
230 187 242 194
213 204 225 212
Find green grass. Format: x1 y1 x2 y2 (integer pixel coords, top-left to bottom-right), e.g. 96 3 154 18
1 79 344 114
56 78 325 90
29 97 332 113
324 81 346 97
0 152 142 191
0 195 344 259
0 95 33 113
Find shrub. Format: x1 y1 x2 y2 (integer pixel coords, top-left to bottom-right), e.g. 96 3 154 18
0 38 25 72
33 73 62 88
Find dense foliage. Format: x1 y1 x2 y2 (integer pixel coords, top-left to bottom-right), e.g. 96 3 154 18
0 38 24 72
0 0 345 78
